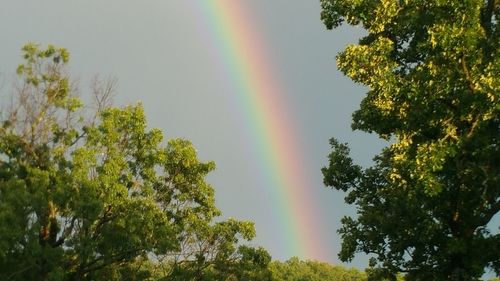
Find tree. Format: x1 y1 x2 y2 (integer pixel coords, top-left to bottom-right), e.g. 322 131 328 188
320 0 499 280
160 220 272 281
0 43 268 280
269 257 367 281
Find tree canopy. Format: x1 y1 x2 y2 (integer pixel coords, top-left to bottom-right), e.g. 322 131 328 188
270 257 367 281
320 0 499 280
0 43 270 280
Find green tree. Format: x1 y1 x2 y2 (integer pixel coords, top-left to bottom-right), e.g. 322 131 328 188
161 220 271 281
0 43 268 280
269 257 367 281
320 0 499 280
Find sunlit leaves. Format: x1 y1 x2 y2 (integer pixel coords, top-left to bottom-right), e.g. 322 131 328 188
321 0 499 278
270 257 367 281
0 44 263 280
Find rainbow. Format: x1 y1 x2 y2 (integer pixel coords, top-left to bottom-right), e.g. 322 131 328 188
187 1 326 260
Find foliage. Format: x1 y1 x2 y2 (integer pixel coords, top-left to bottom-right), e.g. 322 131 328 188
0 43 269 280
164 245 272 281
320 0 499 279
269 257 367 281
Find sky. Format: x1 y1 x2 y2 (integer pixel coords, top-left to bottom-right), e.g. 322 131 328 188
0 0 388 269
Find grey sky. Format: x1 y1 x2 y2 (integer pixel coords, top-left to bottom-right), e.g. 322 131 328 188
0 0 388 268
